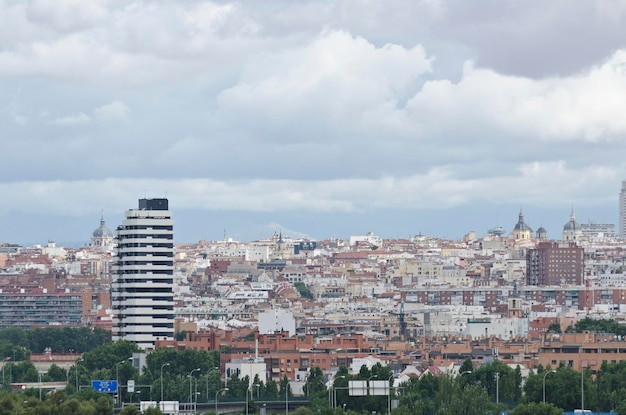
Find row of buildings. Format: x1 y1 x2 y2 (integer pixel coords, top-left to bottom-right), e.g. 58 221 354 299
3 197 626 384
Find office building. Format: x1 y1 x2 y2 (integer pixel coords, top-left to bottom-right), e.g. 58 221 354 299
112 198 175 350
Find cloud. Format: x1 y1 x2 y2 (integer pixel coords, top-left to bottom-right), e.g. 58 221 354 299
0 160 615 217
217 30 432 142
94 101 130 121
406 51 626 142
25 0 108 33
51 112 91 125
2 0 626 244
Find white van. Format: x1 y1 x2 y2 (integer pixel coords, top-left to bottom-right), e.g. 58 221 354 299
573 410 592 415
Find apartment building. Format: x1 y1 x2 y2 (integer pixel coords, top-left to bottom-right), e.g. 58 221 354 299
0 288 82 328
526 242 584 286
112 198 175 350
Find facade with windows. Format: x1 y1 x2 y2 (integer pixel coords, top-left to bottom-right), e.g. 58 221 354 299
112 198 174 350
0 289 82 328
526 241 584 286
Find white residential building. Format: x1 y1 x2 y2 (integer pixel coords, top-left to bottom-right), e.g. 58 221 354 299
112 198 175 350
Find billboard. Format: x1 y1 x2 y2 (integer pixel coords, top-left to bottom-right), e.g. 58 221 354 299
348 380 368 396
91 380 118 393
369 380 389 396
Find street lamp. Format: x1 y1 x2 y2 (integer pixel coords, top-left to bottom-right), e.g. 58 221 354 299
331 376 346 409
189 368 200 404
206 367 219 402
246 387 250 415
160 363 170 403
581 364 585 411
333 386 350 410
542 370 556 403
116 360 128 406
387 374 394 415
75 359 84 393
494 373 500 405
368 375 378 397
215 387 229 415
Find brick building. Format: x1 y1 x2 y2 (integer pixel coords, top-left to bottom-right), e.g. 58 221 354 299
526 242 584 286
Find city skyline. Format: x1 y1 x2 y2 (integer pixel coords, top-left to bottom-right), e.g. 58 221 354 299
0 201 619 247
2 1 626 245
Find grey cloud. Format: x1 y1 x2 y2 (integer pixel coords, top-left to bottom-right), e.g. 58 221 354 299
1 0 626 243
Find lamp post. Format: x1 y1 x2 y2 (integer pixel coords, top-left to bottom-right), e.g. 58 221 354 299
333 386 349 410
160 363 170 403
494 373 500 406
246 387 250 415
542 370 556 404
116 360 127 406
206 367 219 402
581 365 585 411
38 372 42 400
387 374 394 415
331 376 346 409
75 359 84 393
10 349 16 384
215 387 229 415
189 368 200 404
368 375 378 397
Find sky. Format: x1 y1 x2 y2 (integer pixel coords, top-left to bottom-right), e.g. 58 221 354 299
2 0 626 245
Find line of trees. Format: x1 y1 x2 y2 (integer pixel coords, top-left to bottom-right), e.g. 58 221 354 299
0 327 111 358
6 325 626 414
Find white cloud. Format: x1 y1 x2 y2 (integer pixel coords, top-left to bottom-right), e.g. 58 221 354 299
94 101 130 121
25 0 108 33
406 51 626 142
217 30 431 140
2 0 626 242
51 112 91 125
0 160 615 216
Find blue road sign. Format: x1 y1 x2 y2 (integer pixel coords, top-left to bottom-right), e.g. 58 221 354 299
91 380 118 393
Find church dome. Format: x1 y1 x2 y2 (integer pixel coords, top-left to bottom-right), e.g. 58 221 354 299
92 215 113 238
563 211 579 232
513 211 533 232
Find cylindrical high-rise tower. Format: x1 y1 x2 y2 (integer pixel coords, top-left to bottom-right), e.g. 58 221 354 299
112 198 175 350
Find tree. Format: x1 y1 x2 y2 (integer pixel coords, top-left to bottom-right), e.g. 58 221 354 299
279 375 292 397
264 379 278 398
459 358 473 374
547 323 562 333
523 367 586 411
435 375 492 415
45 364 67 382
473 360 521 404
119 405 140 415
294 282 313 300
144 407 163 415
304 366 326 396
510 402 562 415
572 317 626 336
